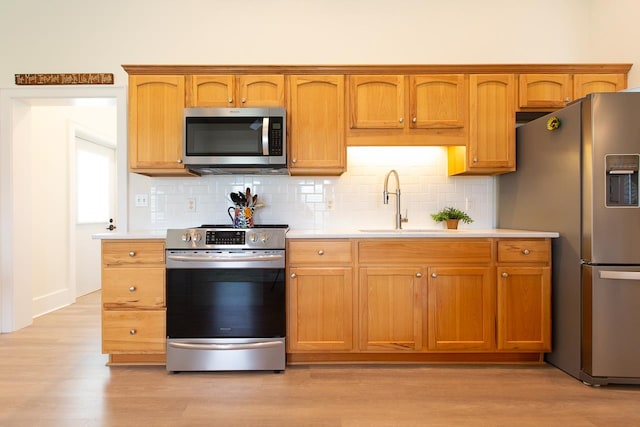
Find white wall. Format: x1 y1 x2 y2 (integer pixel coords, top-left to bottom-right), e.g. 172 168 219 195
28 105 116 316
1 0 638 86
2 0 640 330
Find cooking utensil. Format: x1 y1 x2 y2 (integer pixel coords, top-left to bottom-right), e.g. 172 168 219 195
230 192 242 206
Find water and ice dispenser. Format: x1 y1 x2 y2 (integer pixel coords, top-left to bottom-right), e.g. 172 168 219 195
605 154 639 207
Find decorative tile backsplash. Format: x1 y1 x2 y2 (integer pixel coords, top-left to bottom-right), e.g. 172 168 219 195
129 146 495 231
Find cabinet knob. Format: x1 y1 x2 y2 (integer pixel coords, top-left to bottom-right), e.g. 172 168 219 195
502 272 509 278
564 97 571 102
291 158 297 164
128 251 135 257
129 286 136 292
317 250 324 256
241 97 246 103
416 272 423 278
473 157 478 163
290 273 297 279
412 117 417 123
522 249 530 255
177 159 183 164
399 118 404 123
227 98 233 103
129 329 137 335
431 273 437 278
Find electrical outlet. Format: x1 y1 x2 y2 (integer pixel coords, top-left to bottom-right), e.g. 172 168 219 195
326 199 334 210
187 198 196 212
135 194 148 207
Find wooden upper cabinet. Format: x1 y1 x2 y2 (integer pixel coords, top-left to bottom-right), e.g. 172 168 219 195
186 75 285 107
518 74 572 109
448 74 516 175
349 75 405 129
410 74 466 130
128 75 192 176
287 75 346 176
347 74 467 146
573 74 626 99
519 73 627 110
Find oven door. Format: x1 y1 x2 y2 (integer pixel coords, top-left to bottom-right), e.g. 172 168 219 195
166 264 285 339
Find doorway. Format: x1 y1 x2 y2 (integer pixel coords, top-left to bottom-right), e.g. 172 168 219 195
0 86 128 332
72 125 117 297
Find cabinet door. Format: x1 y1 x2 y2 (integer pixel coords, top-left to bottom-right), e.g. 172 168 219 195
573 74 626 99
348 75 404 129
497 266 551 351
467 74 516 171
238 75 285 107
427 266 494 351
359 267 423 351
288 267 354 351
186 75 234 107
128 75 187 172
518 74 572 109
410 74 466 129
288 75 346 175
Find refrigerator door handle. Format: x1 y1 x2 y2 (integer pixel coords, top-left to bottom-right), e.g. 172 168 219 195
599 270 640 281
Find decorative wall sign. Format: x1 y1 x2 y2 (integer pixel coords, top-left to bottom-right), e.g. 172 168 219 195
14 73 114 85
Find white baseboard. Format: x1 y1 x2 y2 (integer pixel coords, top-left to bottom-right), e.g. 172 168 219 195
32 288 72 318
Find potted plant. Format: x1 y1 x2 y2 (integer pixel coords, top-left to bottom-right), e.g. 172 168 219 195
430 206 474 230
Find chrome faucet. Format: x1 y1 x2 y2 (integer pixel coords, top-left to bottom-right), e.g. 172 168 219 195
383 169 408 229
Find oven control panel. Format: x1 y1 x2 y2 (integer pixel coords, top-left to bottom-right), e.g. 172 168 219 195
166 227 287 250
206 230 245 245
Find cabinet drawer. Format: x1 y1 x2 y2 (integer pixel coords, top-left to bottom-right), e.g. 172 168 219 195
102 310 166 353
359 239 492 264
102 240 165 266
102 267 165 308
288 240 353 264
498 240 550 263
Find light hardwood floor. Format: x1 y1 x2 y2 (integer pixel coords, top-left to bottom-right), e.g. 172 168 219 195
1 291 639 427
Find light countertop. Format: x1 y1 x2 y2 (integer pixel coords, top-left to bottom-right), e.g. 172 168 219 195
93 228 559 240
92 231 167 240
286 228 559 239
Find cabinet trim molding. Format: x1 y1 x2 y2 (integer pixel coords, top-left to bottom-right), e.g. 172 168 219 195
123 64 632 75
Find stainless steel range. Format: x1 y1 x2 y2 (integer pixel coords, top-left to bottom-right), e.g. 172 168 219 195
165 224 287 373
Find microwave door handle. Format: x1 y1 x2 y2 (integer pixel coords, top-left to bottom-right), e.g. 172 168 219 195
262 117 269 155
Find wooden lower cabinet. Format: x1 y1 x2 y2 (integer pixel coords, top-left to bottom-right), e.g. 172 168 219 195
288 266 354 351
286 237 552 365
359 267 423 351
287 240 355 354
497 266 551 351
101 239 166 365
427 266 495 351
496 239 552 352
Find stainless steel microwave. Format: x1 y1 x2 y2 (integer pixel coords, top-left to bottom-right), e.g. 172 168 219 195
183 107 287 175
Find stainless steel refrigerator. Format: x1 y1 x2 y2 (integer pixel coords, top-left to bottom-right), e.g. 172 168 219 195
498 92 640 385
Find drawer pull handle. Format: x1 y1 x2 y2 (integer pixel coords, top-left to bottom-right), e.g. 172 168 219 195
502 272 509 278
522 249 530 255
129 286 136 292
129 251 135 257
290 273 297 279
430 273 436 278
416 273 423 278
129 329 137 335
317 250 324 256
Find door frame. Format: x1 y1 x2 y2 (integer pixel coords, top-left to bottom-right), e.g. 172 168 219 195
0 86 128 333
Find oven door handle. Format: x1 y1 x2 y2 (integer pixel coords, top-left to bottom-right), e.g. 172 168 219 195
168 341 283 351
166 254 284 263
